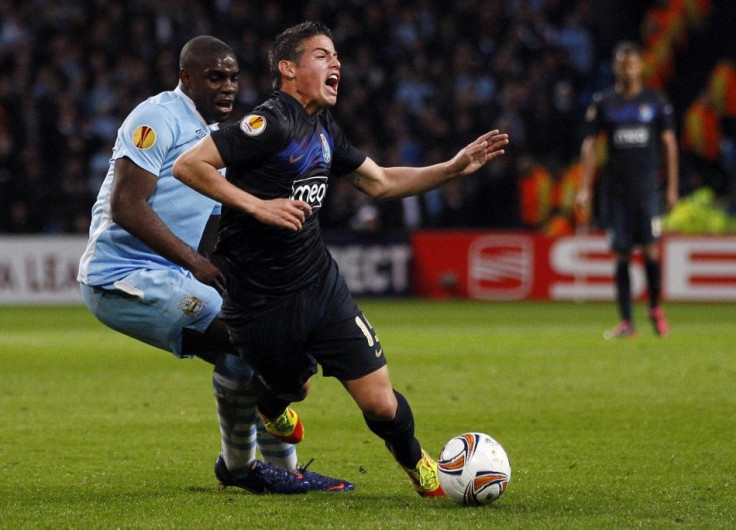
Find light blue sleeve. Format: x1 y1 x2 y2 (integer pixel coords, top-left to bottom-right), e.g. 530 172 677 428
115 101 176 178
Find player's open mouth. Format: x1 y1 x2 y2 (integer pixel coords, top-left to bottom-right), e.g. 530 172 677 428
325 74 339 95
217 100 234 111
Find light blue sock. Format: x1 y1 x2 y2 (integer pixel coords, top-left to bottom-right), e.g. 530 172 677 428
213 354 257 472
213 354 298 471
256 421 298 471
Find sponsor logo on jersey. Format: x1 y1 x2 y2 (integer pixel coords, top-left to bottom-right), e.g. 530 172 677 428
240 114 266 136
132 125 156 150
320 133 331 163
613 126 649 147
290 175 328 209
178 295 205 317
289 153 305 164
638 104 654 122
195 128 206 138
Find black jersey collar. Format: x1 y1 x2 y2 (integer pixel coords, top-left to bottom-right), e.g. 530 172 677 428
275 90 323 124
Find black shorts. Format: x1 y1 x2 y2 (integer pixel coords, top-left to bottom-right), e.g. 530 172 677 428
221 256 386 397
606 192 663 253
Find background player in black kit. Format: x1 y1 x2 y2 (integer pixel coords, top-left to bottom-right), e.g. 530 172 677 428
173 21 509 497
576 41 679 340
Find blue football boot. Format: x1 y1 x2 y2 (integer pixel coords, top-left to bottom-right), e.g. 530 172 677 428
214 455 309 494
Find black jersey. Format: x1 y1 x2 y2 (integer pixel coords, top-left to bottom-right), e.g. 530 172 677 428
583 87 674 196
210 91 366 297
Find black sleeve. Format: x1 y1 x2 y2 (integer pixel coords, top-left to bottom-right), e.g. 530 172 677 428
211 108 287 168
657 92 676 133
582 92 604 138
326 113 367 176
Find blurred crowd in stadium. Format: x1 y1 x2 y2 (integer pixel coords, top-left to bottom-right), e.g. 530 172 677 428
1 0 734 235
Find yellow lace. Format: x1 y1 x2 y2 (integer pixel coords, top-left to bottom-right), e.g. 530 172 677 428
409 451 440 492
266 408 296 435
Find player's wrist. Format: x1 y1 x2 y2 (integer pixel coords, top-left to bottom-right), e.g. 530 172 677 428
186 251 210 273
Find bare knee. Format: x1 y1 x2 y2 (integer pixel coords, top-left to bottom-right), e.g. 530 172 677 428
361 391 397 421
343 366 398 420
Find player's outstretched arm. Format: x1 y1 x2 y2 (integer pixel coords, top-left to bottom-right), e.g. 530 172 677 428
448 129 510 177
173 136 312 232
345 129 508 200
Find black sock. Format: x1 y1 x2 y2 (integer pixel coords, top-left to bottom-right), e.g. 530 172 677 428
615 260 632 322
644 258 661 309
254 376 291 418
363 391 422 469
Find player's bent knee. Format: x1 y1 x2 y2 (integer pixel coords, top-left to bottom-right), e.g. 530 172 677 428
343 366 396 419
359 392 398 421
363 404 396 422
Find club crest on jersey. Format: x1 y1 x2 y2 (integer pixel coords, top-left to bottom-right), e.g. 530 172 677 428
241 114 266 136
178 295 205 317
320 133 331 163
638 104 654 122
132 125 156 150
290 175 328 209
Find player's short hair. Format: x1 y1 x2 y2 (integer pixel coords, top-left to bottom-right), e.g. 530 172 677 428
180 35 234 73
269 21 333 90
612 41 642 62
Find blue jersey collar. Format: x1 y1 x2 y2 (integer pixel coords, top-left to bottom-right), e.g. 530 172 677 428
175 85 212 130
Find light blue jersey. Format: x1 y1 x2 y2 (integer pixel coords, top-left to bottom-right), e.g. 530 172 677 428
78 87 220 286
77 87 223 357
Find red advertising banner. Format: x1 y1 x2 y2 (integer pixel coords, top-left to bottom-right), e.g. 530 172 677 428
412 231 736 301
2 234 735 304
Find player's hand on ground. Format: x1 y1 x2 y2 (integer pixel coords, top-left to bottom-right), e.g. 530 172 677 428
450 130 509 177
254 198 313 231
191 255 226 293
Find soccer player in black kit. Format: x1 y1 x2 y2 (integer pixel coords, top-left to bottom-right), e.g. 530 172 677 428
576 41 679 340
173 21 509 497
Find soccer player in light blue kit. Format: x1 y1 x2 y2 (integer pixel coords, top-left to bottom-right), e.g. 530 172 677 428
78 35 352 494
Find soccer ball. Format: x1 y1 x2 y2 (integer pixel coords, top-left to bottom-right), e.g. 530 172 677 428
437 432 511 506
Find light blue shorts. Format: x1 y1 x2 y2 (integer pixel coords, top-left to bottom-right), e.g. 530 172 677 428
80 268 222 358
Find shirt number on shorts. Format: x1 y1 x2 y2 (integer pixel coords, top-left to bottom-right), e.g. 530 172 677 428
355 315 378 346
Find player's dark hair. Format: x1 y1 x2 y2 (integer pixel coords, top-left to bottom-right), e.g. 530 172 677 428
180 35 234 73
612 41 642 61
269 21 333 90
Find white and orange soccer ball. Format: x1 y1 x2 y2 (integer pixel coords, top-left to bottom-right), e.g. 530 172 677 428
437 432 511 506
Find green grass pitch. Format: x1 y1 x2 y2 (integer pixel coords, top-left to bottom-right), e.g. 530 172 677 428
1 301 734 528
